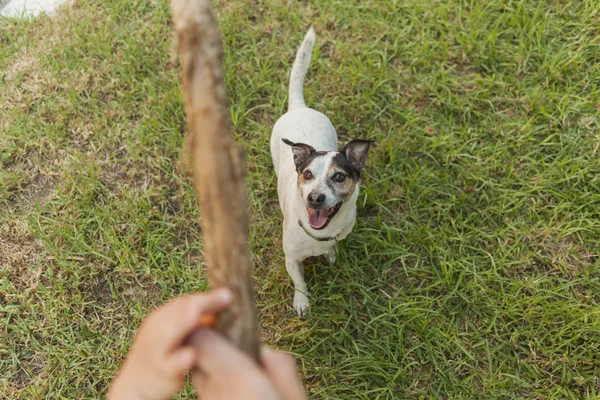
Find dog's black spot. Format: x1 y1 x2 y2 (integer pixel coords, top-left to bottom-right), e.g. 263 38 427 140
331 152 361 182
323 154 360 201
328 141 373 199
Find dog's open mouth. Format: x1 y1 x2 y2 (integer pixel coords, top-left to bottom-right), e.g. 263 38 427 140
306 202 343 230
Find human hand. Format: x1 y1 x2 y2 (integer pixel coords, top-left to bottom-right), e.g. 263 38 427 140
190 328 305 400
107 289 232 400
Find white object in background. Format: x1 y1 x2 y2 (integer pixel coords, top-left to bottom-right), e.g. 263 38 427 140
1 0 66 18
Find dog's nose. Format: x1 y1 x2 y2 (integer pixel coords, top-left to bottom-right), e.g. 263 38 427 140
308 192 325 206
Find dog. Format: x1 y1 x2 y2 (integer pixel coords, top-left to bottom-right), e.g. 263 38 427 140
270 28 373 315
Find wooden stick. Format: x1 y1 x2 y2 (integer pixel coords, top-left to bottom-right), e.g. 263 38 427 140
169 0 260 361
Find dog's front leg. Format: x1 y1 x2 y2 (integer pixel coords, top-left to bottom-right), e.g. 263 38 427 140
326 244 337 265
285 257 310 316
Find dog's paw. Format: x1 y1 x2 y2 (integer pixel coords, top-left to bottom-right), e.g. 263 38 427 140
293 291 310 316
326 248 337 265
327 252 336 265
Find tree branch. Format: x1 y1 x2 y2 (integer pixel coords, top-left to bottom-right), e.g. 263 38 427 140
169 0 260 361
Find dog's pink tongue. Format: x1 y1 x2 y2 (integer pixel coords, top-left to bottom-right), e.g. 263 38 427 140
307 208 329 229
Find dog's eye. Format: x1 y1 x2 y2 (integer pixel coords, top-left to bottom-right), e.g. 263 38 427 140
303 170 313 180
333 173 346 183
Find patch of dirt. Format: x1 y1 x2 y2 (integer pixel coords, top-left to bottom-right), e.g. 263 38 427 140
118 277 164 311
0 219 43 276
8 351 46 390
4 47 38 82
0 47 52 117
88 276 116 307
7 349 46 392
18 172 53 210
536 234 596 276
1 159 55 212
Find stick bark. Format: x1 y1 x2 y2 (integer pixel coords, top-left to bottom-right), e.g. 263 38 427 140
169 0 260 361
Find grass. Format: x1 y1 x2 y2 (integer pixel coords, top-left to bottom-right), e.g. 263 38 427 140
1 0 600 398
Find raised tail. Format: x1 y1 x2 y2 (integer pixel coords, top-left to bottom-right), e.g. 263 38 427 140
288 28 316 110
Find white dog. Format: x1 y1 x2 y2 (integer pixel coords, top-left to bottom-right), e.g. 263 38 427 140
270 28 373 315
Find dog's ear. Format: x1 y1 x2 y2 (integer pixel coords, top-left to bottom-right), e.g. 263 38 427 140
282 138 316 169
340 139 374 172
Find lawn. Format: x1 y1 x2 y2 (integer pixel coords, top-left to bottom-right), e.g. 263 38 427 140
1 0 600 398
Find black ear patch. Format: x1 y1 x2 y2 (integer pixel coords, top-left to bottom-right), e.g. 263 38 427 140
282 138 317 169
339 139 374 173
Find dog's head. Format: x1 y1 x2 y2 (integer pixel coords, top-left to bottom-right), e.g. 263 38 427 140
282 138 373 230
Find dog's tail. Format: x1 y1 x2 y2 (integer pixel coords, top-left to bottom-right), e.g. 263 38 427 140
288 28 316 110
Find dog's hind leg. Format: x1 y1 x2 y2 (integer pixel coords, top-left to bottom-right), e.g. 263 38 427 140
285 257 310 316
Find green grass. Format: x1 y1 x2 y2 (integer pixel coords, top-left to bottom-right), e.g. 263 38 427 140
2 0 600 398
